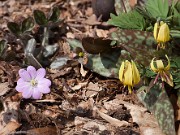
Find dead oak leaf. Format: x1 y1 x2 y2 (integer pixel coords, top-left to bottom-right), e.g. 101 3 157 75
0 82 11 96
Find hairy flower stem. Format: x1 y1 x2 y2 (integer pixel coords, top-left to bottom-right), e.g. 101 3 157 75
37 26 49 59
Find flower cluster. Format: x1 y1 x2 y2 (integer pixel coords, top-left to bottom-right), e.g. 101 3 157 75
118 21 173 93
119 55 173 93
16 66 51 99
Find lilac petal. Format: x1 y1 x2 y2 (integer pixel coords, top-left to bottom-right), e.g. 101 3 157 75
38 78 51 87
16 82 30 92
17 78 26 85
37 86 50 94
22 87 33 99
19 69 31 81
27 66 37 79
32 88 42 99
16 78 30 92
36 68 46 79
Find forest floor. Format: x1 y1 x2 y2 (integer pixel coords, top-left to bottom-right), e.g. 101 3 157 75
0 0 164 135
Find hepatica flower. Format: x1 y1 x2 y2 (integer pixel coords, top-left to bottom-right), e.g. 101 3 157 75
153 21 170 48
119 60 140 93
16 66 51 99
150 55 173 87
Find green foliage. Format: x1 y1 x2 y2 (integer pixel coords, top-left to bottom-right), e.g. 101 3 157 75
7 17 34 36
7 22 21 36
108 10 146 30
21 17 34 33
145 0 169 19
48 6 60 23
137 82 176 135
171 56 180 89
34 7 60 26
33 10 48 26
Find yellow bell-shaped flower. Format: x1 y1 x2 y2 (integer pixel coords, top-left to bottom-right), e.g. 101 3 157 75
119 60 140 93
150 55 173 87
153 21 170 48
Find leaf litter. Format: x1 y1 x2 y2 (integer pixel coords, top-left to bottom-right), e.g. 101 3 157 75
0 0 166 135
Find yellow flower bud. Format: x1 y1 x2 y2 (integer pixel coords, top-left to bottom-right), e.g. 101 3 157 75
153 21 170 43
119 60 140 93
150 55 173 87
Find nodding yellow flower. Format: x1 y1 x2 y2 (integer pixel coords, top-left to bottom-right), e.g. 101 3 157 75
119 60 140 93
150 55 173 87
153 21 170 48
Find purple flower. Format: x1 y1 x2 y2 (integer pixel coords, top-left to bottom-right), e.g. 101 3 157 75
16 66 51 99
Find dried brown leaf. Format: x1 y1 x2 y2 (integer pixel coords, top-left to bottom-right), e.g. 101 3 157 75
0 121 21 135
0 82 10 96
27 127 57 135
94 106 129 127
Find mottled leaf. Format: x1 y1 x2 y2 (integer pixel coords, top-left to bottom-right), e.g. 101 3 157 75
33 10 48 26
50 56 70 69
7 22 21 36
25 38 42 69
110 29 156 66
137 82 176 135
114 0 132 14
82 37 112 54
21 17 34 33
43 44 59 57
48 7 60 22
25 38 36 55
84 48 122 78
67 38 121 78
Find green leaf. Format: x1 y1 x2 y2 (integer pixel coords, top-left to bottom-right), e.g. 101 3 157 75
172 56 180 68
7 22 21 36
33 10 48 26
48 7 60 22
137 82 176 135
21 17 34 33
145 0 169 19
108 10 146 30
175 1 180 12
172 7 180 26
170 30 180 38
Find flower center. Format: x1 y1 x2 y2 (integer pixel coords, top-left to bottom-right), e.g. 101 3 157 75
30 79 38 87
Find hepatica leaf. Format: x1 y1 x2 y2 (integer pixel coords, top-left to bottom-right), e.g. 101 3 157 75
33 10 48 26
7 22 21 36
108 10 146 30
21 17 34 33
48 6 60 23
